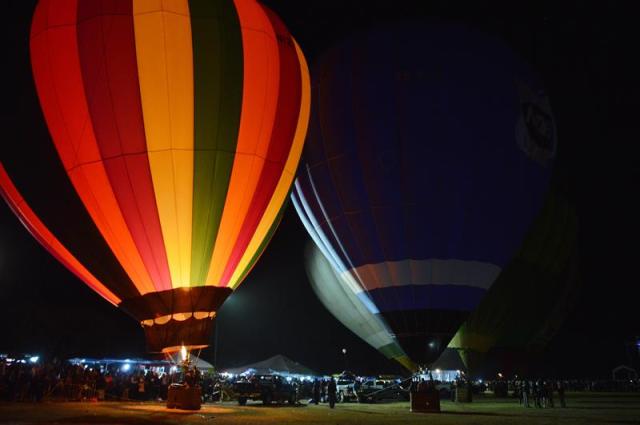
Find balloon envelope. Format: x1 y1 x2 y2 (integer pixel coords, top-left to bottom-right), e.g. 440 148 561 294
1 0 310 353
305 243 415 371
293 22 555 365
449 188 579 375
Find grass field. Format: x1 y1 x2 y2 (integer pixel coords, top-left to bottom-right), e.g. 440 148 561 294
1 392 639 425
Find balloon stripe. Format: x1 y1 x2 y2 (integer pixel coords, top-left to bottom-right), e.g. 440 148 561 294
133 0 194 288
229 198 289 289
227 38 310 288
0 165 121 305
188 0 244 286
205 0 279 286
219 8 301 285
348 259 501 291
30 0 155 295
76 0 172 292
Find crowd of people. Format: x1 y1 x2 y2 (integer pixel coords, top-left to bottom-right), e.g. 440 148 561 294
486 377 640 396
309 377 338 408
2 357 638 404
0 359 202 402
513 379 567 408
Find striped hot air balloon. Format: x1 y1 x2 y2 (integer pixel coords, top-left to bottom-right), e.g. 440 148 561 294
0 0 310 353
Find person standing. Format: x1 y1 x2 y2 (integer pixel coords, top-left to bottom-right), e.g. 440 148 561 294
523 379 531 408
328 377 337 409
546 381 555 408
557 380 566 408
137 375 145 401
312 379 320 405
534 380 542 408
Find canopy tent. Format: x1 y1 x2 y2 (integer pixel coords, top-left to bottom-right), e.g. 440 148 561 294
223 354 317 377
612 365 638 381
431 348 466 372
190 355 214 371
67 355 213 371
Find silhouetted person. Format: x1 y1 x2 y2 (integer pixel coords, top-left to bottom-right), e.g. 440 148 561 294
534 380 543 408
328 378 337 408
522 380 531 407
545 381 554 408
557 380 566 408
312 379 320 405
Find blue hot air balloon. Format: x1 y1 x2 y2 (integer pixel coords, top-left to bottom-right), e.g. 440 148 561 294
292 22 556 366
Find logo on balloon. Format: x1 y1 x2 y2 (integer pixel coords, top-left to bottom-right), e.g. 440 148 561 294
515 79 557 166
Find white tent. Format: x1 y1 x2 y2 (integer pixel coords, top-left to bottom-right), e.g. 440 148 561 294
223 354 317 377
612 365 638 381
190 355 214 371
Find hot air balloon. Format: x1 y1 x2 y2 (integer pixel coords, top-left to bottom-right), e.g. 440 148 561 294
292 22 555 367
449 187 579 376
0 0 310 354
304 187 577 376
305 242 415 371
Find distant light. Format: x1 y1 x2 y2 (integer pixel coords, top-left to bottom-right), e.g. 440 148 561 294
435 369 441 374
478 379 483 383
342 348 347 354
456 370 461 374
29 356 39 364
428 342 435 348
498 372 503 378
286 377 292 382
170 366 178 373
121 363 131 372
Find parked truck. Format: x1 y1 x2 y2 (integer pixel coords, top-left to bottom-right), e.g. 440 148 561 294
233 374 297 405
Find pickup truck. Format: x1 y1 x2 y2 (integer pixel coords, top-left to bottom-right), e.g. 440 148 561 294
336 378 357 402
233 374 297 405
356 379 408 403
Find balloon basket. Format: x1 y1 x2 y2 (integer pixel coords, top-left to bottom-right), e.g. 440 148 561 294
455 387 473 403
166 384 201 410
410 390 440 413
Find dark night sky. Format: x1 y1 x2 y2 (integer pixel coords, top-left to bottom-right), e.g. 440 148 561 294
1 1 639 377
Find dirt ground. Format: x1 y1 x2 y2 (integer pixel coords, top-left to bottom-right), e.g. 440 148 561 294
1 392 639 425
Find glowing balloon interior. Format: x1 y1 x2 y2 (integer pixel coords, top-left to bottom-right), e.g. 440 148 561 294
1 0 310 353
